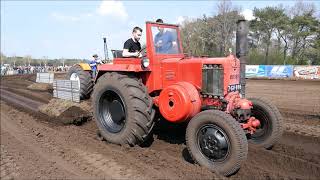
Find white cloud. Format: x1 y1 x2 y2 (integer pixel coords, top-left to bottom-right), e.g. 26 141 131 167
97 0 128 20
51 1 128 23
241 9 255 21
51 12 80 22
176 16 186 24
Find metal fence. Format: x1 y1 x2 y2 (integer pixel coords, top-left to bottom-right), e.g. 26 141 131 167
53 80 80 102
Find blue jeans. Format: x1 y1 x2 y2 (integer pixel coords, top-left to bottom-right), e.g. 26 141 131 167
92 70 97 79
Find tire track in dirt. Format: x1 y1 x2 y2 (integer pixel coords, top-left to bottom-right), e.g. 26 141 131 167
1 87 52 103
1 88 44 111
241 146 320 179
78 120 320 179
281 112 320 137
271 132 320 165
70 122 221 179
74 148 136 179
0 145 20 180
1 101 154 179
0 109 91 178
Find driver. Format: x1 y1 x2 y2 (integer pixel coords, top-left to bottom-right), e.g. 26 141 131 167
122 26 143 58
154 19 178 54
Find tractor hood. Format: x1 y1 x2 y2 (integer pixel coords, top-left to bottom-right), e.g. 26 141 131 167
160 54 241 96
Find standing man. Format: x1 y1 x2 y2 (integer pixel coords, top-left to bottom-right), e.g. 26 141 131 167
154 19 178 54
122 27 143 57
90 54 102 78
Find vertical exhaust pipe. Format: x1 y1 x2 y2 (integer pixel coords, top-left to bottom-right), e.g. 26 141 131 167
103 37 109 62
236 19 248 98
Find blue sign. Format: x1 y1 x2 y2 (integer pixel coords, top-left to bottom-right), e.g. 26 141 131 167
265 65 293 78
246 65 293 78
245 65 266 78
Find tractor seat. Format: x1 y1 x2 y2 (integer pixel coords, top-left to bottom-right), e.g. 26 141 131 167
111 50 123 58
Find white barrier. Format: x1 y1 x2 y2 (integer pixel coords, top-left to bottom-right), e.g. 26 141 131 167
53 80 80 103
36 73 54 83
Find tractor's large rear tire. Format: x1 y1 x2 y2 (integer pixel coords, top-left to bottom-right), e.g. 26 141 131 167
186 110 248 176
248 97 283 149
67 64 93 100
92 72 155 146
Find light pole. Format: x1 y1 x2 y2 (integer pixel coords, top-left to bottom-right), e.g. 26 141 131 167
62 57 65 67
13 55 16 67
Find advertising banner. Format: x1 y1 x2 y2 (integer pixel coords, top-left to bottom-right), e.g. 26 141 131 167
265 65 293 78
293 66 320 79
245 65 266 78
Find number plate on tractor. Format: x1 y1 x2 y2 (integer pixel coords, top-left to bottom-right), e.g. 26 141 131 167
228 84 241 92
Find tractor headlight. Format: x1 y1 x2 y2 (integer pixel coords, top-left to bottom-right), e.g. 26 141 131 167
142 58 150 68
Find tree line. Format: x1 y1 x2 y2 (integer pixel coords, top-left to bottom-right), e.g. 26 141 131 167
0 53 87 67
180 0 319 65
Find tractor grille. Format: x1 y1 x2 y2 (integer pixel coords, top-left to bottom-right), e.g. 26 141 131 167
202 64 224 96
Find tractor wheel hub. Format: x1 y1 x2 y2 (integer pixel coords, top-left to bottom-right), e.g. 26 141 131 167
99 90 126 133
198 125 230 161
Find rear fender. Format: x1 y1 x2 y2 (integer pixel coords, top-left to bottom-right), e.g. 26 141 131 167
95 62 150 83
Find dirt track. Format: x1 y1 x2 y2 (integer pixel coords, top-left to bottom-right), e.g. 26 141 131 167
0 74 319 179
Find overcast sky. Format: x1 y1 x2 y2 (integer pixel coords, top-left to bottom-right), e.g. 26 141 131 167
1 0 318 59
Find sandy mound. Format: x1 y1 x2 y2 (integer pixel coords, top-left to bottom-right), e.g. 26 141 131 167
27 83 52 91
39 98 92 124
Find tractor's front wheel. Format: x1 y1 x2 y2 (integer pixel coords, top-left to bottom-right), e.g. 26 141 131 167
186 110 248 176
92 72 155 146
248 97 283 149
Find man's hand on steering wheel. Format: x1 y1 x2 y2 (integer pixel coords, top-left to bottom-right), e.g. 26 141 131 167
138 47 147 58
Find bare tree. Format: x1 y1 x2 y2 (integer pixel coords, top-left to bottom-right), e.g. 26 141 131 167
42 56 48 67
215 0 241 56
290 0 316 17
24 55 32 66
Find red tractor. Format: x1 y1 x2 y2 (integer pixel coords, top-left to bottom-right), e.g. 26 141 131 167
68 20 282 176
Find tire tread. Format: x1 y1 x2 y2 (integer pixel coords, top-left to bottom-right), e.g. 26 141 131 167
247 97 283 149
186 110 248 176
92 72 154 146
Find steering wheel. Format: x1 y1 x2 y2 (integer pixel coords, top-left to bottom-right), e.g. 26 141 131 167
139 47 147 58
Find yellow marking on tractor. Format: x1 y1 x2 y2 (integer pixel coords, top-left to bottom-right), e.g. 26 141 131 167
78 63 91 71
